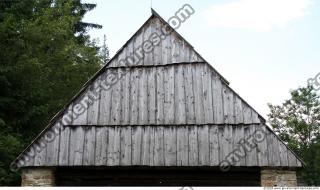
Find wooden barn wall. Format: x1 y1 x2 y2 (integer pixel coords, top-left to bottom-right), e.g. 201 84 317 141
23 124 301 167
64 63 261 126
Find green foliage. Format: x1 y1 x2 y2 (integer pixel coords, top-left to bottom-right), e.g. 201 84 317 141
0 0 102 186
268 85 320 185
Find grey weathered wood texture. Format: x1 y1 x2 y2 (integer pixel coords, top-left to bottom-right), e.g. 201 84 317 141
14 11 303 168
22 124 302 167
45 63 261 127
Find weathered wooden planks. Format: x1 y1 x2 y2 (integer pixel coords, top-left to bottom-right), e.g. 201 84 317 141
177 126 189 166
45 123 61 166
106 16 203 68
188 125 198 166
83 127 96 165
106 127 120 166
184 64 196 124
15 12 304 171
164 127 177 166
120 126 132 165
192 64 205 123
198 125 210 165
256 125 269 166
209 125 220 166
49 64 261 126
95 127 108 165
69 126 85 165
174 65 186 124
24 124 303 167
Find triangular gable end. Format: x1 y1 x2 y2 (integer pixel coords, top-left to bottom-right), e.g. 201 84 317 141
12 9 304 169
106 13 204 67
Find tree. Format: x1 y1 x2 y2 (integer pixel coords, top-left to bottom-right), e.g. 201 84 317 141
268 85 320 185
100 34 110 64
0 0 102 185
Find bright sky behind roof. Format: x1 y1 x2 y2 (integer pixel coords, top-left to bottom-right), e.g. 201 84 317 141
83 0 320 119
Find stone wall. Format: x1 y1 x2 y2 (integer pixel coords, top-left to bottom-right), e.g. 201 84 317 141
21 168 55 186
261 168 297 187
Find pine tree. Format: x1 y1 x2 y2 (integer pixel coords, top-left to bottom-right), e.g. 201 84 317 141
0 0 102 185
101 34 110 64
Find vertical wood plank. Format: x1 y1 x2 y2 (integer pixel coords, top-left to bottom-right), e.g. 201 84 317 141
149 126 155 166
107 127 120 166
232 125 246 166
256 125 269 166
154 126 164 165
87 76 101 125
209 125 220 166
188 125 198 166
138 69 148 124
288 149 298 167
72 93 88 125
164 127 177 166
171 33 180 63
130 69 139 124
121 69 131 125
110 69 122 125
83 127 96 165
278 139 289 167
34 139 47 166
156 67 165 124
193 64 204 123
59 108 72 165
125 35 134 67
164 66 175 124
133 28 143 66
245 125 258 166
95 127 108 165
212 72 224 124
218 125 232 166
222 85 235 124
98 70 113 125
191 51 203 62
152 18 162 65
141 126 151 165
198 125 210 165
234 96 244 124
202 65 214 123
120 126 132 165
251 111 260 123
243 104 253 124
175 65 186 124
45 123 61 166
161 27 171 65
69 126 85 165
143 21 153 66
182 40 190 62
177 126 189 166
184 65 195 124
132 126 142 165
266 129 275 166
271 131 281 167
147 68 157 124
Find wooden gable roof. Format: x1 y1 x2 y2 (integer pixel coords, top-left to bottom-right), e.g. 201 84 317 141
13 10 303 169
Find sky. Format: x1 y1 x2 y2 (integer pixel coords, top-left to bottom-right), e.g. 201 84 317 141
82 0 320 119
